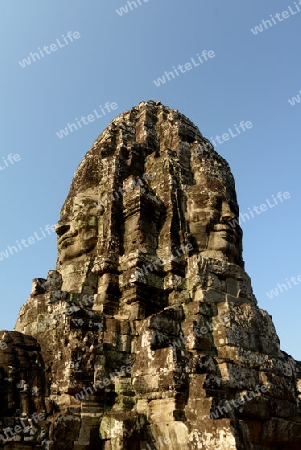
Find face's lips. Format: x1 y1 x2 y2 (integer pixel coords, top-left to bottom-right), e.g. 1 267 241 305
58 230 78 247
214 223 239 232
211 224 238 242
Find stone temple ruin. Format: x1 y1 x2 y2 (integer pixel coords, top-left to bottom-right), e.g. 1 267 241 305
0 100 301 449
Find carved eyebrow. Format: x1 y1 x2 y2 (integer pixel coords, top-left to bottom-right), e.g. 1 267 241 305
74 198 98 209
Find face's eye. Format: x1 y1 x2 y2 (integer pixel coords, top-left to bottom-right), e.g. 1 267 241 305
208 196 222 210
73 204 80 212
74 198 98 214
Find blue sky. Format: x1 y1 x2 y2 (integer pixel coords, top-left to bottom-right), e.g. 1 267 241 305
1 0 301 359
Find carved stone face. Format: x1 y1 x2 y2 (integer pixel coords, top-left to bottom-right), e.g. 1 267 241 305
187 173 242 263
55 189 99 265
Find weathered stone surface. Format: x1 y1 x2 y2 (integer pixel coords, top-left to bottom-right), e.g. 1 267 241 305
0 100 300 448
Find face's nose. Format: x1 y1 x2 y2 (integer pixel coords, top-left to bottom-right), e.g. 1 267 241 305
220 201 236 223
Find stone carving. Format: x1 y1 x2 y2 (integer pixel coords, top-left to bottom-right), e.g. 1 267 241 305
0 100 300 449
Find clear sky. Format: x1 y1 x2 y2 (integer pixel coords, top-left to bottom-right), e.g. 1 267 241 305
1 0 300 359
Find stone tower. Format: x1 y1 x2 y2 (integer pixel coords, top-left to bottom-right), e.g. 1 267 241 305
0 100 300 449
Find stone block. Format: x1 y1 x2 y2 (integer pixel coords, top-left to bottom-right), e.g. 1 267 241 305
226 277 240 297
204 290 226 303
